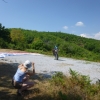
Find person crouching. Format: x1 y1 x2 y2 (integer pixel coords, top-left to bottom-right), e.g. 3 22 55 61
12 60 35 96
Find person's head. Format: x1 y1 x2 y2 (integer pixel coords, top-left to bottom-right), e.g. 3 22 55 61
54 45 57 49
23 60 32 69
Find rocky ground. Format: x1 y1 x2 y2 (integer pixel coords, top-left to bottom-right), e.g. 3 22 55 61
0 49 100 83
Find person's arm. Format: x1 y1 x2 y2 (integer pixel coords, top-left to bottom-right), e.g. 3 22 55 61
32 62 35 74
26 62 35 76
18 64 23 69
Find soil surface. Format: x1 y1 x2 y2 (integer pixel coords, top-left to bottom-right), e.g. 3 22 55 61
0 49 28 53
0 49 100 84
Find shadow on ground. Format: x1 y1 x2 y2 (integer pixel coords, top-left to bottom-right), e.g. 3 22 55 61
0 62 62 100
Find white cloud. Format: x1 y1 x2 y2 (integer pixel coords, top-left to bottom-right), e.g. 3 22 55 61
80 33 94 39
94 32 100 40
80 34 87 37
63 26 68 30
80 32 100 40
75 21 84 26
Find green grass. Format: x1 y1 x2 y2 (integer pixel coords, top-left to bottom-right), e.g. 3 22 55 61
25 49 100 62
25 49 52 55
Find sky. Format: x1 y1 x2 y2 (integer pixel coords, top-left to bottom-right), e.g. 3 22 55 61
0 0 100 40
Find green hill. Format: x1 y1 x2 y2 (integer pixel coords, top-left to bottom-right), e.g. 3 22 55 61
0 23 100 62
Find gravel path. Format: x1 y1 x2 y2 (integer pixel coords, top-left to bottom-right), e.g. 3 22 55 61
0 53 100 83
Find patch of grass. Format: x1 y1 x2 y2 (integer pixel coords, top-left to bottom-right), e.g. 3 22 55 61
83 61 91 64
0 62 100 100
25 49 52 55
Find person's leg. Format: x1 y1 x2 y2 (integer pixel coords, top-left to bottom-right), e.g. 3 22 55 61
18 81 34 95
22 81 34 90
12 82 23 96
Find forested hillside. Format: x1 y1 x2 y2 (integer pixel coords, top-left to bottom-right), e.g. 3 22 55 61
0 23 100 62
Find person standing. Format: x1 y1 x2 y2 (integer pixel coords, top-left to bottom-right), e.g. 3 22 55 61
52 45 59 60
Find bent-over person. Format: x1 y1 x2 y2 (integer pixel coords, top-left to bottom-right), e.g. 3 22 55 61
12 60 35 96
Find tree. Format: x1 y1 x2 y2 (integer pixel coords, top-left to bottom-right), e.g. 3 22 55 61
10 29 26 50
0 23 10 42
10 29 25 43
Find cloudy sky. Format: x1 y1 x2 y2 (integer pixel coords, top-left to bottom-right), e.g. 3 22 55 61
0 0 100 40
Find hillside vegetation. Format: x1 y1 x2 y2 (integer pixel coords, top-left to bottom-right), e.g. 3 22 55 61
0 23 100 62
1 23 100 100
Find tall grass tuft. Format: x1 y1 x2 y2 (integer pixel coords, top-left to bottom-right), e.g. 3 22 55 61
49 69 100 100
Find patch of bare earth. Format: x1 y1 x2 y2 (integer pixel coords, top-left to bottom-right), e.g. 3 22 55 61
0 49 28 53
